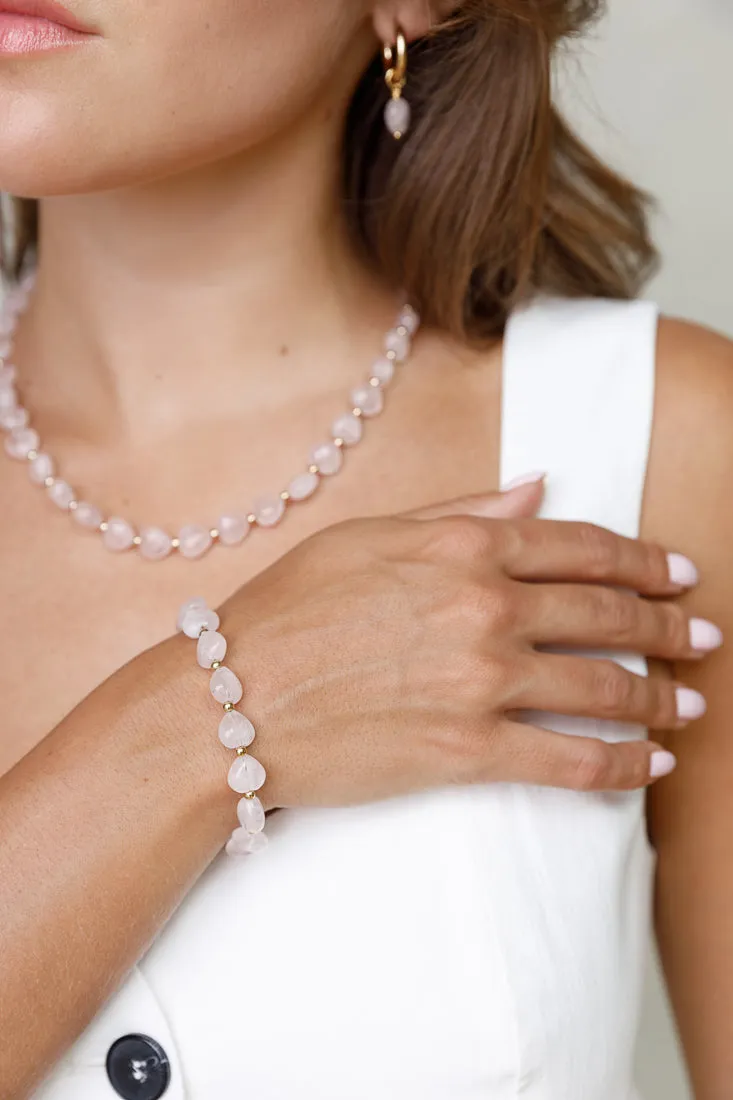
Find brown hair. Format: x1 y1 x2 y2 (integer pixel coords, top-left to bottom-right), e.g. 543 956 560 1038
2 0 656 341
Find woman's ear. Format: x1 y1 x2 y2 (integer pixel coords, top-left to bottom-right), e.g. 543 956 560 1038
372 1 456 44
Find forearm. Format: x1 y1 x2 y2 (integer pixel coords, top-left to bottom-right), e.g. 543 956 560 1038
0 634 233 1098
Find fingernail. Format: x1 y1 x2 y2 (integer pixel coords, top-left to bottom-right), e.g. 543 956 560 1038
676 686 707 722
689 618 724 652
501 471 546 492
650 750 678 779
667 553 699 588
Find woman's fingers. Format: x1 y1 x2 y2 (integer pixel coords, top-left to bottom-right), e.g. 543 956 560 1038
496 519 696 595
491 719 676 792
516 653 705 730
404 478 545 522
517 583 723 660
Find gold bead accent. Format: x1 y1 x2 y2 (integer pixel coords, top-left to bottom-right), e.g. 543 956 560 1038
369 377 380 388
223 702 234 712
243 791 256 800
27 449 38 461
209 528 219 540
308 464 319 475
396 325 408 337
333 437 345 448
68 500 78 511
280 490 291 503
211 660 221 671
132 535 142 546
171 538 180 549
386 350 397 361
236 746 248 757
99 520 109 532
247 513 257 525
44 476 55 488
352 407 363 418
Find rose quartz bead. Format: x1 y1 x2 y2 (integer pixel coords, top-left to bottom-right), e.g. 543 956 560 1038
28 452 54 485
0 364 16 385
371 356 395 385
385 328 410 361
237 794 266 833
228 753 266 794
177 597 207 631
397 304 420 335
210 665 243 705
73 501 103 529
178 524 213 560
384 97 411 138
331 412 362 445
219 710 256 750
0 405 29 432
102 516 136 553
0 385 17 412
5 426 39 459
197 629 227 669
310 441 343 476
0 338 11 360
288 472 319 501
48 479 75 510
181 606 219 639
139 526 173 561
226 827 268 856
351 384 383 418
254 494 286 528
218 514 250 546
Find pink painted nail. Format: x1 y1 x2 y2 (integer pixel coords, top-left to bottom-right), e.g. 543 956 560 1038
676 686 707 722
689 618 724 652
667 553 699 588
501 471 546 492
650 751 678 779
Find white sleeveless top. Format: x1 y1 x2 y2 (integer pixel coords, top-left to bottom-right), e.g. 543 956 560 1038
34 297 659 1100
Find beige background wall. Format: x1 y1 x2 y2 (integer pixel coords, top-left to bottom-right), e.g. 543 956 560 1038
560 1 733 1096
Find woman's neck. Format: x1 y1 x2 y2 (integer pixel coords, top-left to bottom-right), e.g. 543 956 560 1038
15 114 397 442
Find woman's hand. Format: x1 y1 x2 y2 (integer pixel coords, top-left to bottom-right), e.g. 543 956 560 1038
213 479 718 808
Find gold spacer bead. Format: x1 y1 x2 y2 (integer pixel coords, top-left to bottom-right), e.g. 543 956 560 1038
44 476 55 488
27 449 38 461
243 791 256 800
369 377 380 388
235 746 248 757
280 490 291 503
396 325 408 337
209 528 219 540
68 500 79 511
99 520 109 532
386 350 397 361
171 537 180 549
223 702 234 712
132 535 142 546
333 437 344 448
211 660 221 671
247 513 257 525
308 464 319 475
352 407 363 418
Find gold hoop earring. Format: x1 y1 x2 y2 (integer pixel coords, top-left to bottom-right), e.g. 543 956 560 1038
382 30 410 140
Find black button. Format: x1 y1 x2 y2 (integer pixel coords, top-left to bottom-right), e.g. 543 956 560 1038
105 1034 171 1100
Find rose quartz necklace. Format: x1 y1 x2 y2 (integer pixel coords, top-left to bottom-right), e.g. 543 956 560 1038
0 272 419 561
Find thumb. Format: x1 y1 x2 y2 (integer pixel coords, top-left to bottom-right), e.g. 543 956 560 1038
404 472 546 521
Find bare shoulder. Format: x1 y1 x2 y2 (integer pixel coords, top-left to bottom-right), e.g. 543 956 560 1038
655 316 733 429
644 316 733 614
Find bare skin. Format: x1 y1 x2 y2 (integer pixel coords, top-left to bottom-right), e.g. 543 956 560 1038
0 0 731 1097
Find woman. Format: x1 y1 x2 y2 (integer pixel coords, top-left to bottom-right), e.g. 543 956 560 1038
1 1 731 1097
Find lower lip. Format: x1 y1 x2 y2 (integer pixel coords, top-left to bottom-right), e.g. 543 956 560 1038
0 13 90 53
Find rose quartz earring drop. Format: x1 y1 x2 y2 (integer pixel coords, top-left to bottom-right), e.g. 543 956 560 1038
383 30 410 139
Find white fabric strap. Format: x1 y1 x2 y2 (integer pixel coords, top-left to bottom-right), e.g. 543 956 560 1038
502 297 659 539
